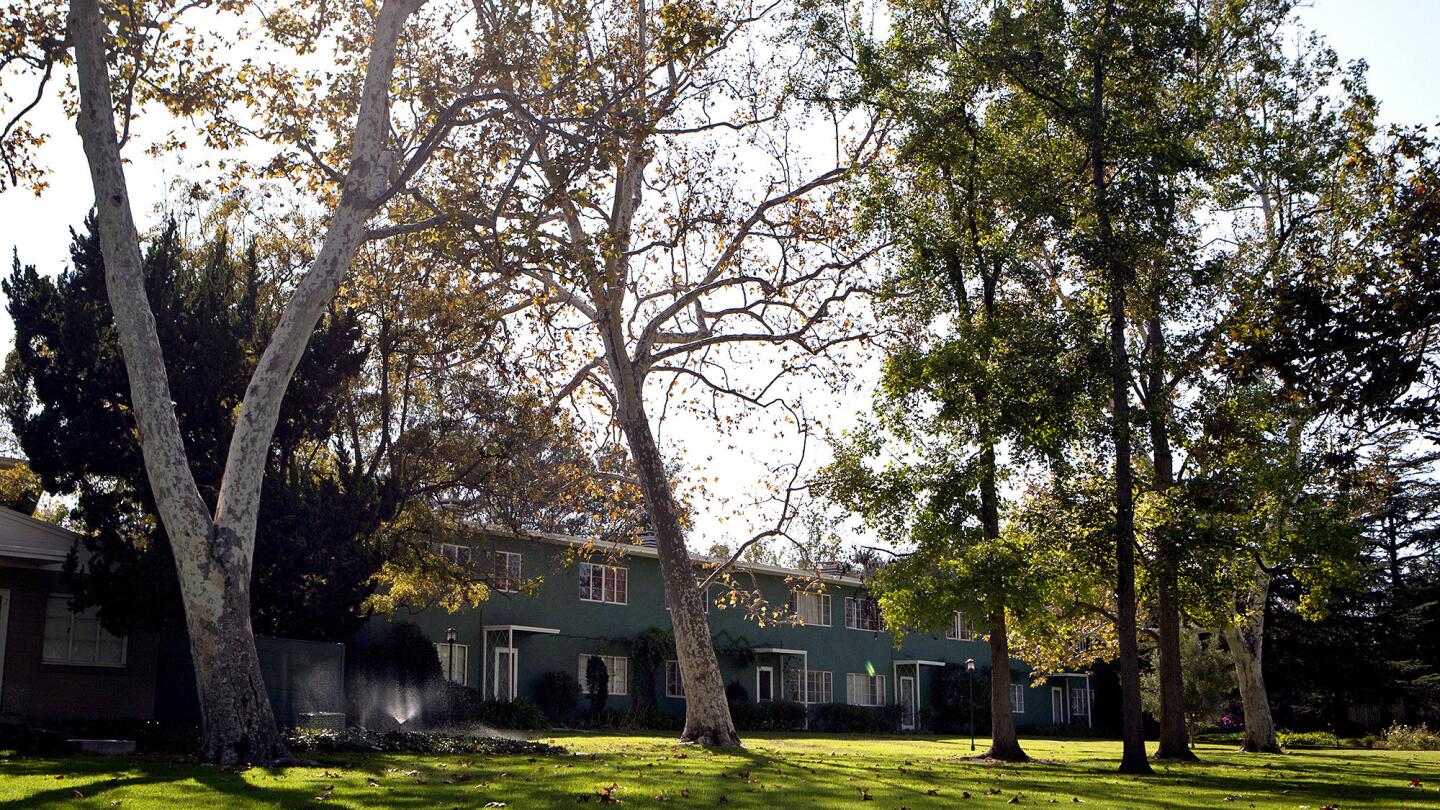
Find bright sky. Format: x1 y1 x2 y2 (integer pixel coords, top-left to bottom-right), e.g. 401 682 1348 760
0 0 1434 547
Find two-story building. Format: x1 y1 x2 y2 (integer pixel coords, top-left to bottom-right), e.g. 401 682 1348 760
365 529 1096 730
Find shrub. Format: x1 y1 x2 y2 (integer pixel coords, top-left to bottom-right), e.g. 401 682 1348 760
285 728 564 755
1278 730 1342 748
598 709 685 731
725 680 749 702
352 622 444 689
535 670 583 721
585 656 610 720
478 698 548 730
729 700 807 731
1379 723 1440 750
812 702 900 733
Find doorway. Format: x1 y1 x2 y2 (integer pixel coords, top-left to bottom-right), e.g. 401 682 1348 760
1051 686 1067 724
899 675 917 730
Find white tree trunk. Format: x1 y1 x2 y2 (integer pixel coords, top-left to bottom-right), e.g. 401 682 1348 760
68 0 424 765
600 321 738 746
1224 568 1281 754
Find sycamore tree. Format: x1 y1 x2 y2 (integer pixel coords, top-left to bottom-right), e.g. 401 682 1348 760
408 0 884 745
0 0 521 763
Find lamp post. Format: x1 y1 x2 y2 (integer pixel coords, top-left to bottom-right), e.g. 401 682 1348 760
445 627 458 725
965 658 976 752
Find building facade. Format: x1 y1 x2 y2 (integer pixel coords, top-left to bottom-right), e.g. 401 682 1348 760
367 531 1096 730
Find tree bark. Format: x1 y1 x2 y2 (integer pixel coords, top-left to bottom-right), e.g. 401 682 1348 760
1146 313 1196 761
604 331 738 746
68 0 424 765
1088 1 1151 773
1224 569 1281 753
985 607 1028 761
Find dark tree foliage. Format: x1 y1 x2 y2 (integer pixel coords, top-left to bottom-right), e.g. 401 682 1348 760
3 215 383 640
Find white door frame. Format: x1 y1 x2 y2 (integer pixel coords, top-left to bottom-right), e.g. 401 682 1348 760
494 646 517 701
1051 686 1067 724
0 589 10 712
756 666 774 702
899 675 917 730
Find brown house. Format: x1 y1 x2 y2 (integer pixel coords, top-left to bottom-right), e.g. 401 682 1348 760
0 506 161 723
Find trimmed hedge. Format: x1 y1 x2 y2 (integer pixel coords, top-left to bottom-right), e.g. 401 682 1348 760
812 702 901 733
729 700 808 731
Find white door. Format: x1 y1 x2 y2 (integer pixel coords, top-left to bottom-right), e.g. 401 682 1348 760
899 676 917 730
1052 687 1067 724
0 589 9 711
495 647 517 701
756 666 774 702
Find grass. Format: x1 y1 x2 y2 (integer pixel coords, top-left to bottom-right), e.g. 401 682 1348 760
2 733 1438 809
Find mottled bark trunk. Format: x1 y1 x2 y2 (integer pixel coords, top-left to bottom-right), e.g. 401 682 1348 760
1224 570 1281 753
604 334 737 746
986 607 1028 761
1147 314 1195 761
68 0 423 765
1089 11 1151 773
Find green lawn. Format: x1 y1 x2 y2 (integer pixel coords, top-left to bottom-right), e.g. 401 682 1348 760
2 733 1437 809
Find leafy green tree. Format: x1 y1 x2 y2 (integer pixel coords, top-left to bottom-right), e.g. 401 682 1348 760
1142 631 1233 737
3 216 379 640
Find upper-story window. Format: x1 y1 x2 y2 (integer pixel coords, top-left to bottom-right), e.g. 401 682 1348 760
790 590 832 627
946 611 974 641
579 562 628 604
844 596 885 632
431 542 473 567
43 595 126 667
491 551 522 593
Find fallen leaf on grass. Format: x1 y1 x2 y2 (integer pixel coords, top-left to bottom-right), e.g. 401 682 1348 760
71 790 84 800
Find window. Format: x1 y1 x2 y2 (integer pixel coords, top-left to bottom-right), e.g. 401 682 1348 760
435 642 469 685
43 595 125 667
946 612 974 641
846 672 886 707
579 654 628 695
430 542 474 567
756 666 774 702
665 660 685 698
579 563 628 604
844 596 885 632
1069 688 1092 717
491 551 522 593
785 669 833 704
1010 684 1026 713
790 591 832 627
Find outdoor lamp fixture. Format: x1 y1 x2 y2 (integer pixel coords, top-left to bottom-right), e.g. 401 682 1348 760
446 627 458 685
965 658 976 752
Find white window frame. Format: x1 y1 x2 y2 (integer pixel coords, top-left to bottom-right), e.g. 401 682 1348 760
1010 683 1026 713
434 642 470 686
42 594 126 668
579 654 628 695
1069 687 1092 717
579 562 629 605
946 611 974 640
492 551 522 593
786 669 833 704
844 596 885 632
756 666 775 702
665 660 685 698
790 590 832 627
846 672 887 707
431 542 474 567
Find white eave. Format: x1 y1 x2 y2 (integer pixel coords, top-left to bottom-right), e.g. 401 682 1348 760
480 524 866 587
482 624 561 635
0 506 81 567
753 647 808 656
894 659 946 667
